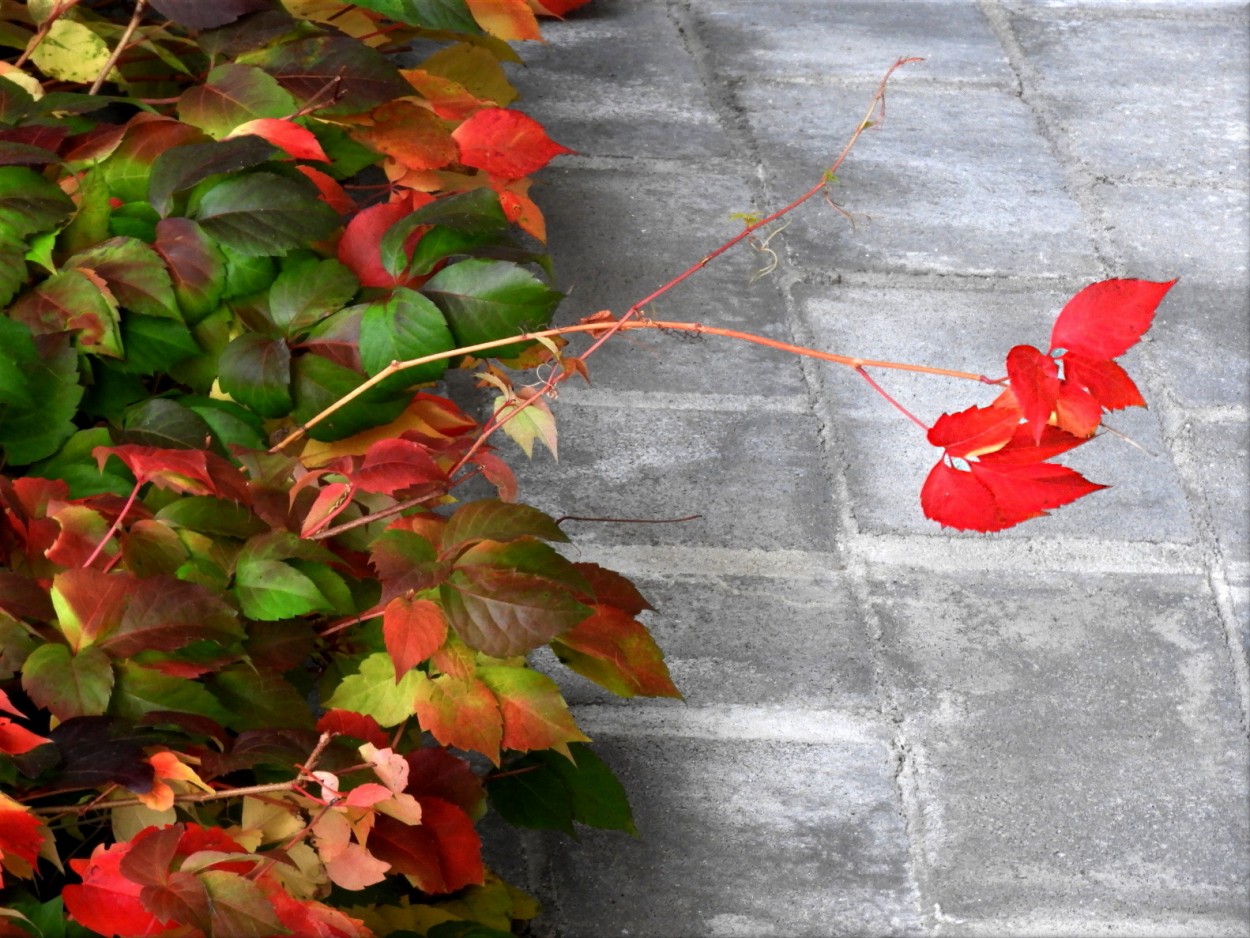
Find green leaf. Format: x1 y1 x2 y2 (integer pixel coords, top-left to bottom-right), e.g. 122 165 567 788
358 287 457 391
208 667 315 731
0 229 28 308
194 171 338 256
218 333 293 418
154 218 227 323
65 237 181 319
0 316 36 407
8 268 123 357
30 428 135 498
99 118 206 205
29 19 110 84
442 540 591 657
442 499 568 553
109 201 162 242
120 397 215 449
270 255 359 336
355 0 483 32
221 243 277 300
81 360 149 422
180 395 267 451
428 923 514 938
0 165 76 237
21 643 114 721
0 612 39 681
234 559 332 620
0 334 83 466
156 496 268 539
423 259 562 358
178 63 297 139
117 315 202 374
148 136 278 217
379 190 509 278
410 187 509 233
323 651 424 727
111 661 234 725
488 743 635 835
291 353 410 441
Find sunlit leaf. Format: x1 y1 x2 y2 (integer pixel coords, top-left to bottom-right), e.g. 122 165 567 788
178 64 298 139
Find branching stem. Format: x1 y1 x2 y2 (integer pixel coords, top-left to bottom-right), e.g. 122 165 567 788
88 0 148 95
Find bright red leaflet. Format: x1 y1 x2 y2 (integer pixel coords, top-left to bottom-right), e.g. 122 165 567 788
1049 278 1177 360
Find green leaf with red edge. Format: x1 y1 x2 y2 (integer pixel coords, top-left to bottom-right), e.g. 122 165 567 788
1005 344 1059 444
441 539 591 657
368 798 484 895
442 499 568 554
452 108 573 179
240 35 413 116
1061 350 1146 411
353 97 459 171
95 444 251 502
9 268 123 357
357 287 458 392
572 562 654 615
99 576 242 658
383 595 449 679
423 258 563 358
371 528 447 600
148 135 279 217
99 117 207 205
21 643 113 721
194 171 339 257
324 652 425 727
553 605 681 699
64 237 180 320
45 504 114 570
921 457 1106 532
184 870 285 937
1049 278 1176 360
478 665 589 756
153 217 227 323
927 403 1020 460
413 671 503 763
50 568 133 652
139 871 211 933
218 333 293 418
178 63 298 139
359 0 483 32
354 437 447 496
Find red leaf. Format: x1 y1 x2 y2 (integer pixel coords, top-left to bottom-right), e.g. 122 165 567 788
300 482 356 538
383 595 448 679
573 562 654 615
0 796 48 884
94 445 250 503
64 843 173 938
228 118 329 162
1005 344 1059 444
555 605 681 698
1053 383 1103 438
404 748 485 815
412 672 502 764
452 108 573 179
337 193 431 288
258 876 371 938
927 404 1020 459
367 798 483 895
1061 351 1146 411
528 0 593 14
921 457 1106 532
1049 278 1176 360
353 438 446 496
316 709 389 749
0 719 50 756
296 165 356 215
977 425 1089 467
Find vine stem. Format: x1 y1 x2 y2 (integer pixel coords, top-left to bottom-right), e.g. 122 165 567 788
31 732 336 818
81 479 141 569
14 0 76 68
271 319 991 454
88 0 148 95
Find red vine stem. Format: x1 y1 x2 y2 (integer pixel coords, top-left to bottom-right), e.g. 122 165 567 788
854 365 927 430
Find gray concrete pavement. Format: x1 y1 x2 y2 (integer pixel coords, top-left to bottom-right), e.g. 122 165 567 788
493 2 1250 935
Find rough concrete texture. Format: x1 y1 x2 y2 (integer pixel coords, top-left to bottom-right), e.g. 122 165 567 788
493 1 1250 935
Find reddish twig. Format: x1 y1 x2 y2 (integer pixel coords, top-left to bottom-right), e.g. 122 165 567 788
854 366 928 431
88 0 148 95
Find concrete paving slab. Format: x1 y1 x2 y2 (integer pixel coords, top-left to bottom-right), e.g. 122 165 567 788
1009 11 1249 183
503 1 733 162
866 566 1250 925
536 166 810 398
791 283 1197 542
532 571 876 711
510 402 842 555
732 81 1104 278
686 0 1015 86
536 732 923 937
1141 281 1250 409
1178 416 1250 561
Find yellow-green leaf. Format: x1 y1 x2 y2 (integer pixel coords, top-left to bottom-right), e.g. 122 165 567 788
30 19 111 85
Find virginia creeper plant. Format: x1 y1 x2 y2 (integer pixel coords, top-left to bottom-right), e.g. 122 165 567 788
0 1 1175 936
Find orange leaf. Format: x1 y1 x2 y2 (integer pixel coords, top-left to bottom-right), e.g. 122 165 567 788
452 107 573 179
354 98 458 171
412 672 502 764
466 0 543 40
555 605 681 698
383 596 448 679
478 666 589 755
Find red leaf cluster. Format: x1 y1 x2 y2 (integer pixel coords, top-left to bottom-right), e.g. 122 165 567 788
921 278 1175 532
